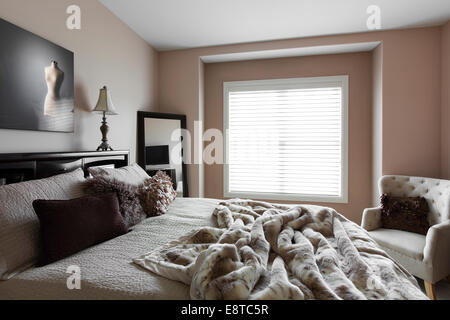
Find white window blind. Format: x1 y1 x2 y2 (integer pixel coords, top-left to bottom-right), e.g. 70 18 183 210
224 76 348 203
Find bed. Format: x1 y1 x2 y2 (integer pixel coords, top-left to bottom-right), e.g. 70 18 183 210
0 197 217 299
0 151 428 300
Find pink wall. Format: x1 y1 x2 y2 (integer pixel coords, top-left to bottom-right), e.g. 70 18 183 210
442 22 450 178
159 27 442 217
159 52 204 196
204 53 373 223
381 29 441 179
0 0 159 162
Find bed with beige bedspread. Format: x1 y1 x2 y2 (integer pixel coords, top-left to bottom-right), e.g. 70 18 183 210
0 198 217 299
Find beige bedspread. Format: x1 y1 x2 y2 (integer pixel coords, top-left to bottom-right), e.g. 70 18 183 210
0 198 218 300
134 199 427 300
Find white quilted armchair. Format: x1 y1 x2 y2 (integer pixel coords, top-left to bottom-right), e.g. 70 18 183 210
362 175 450 299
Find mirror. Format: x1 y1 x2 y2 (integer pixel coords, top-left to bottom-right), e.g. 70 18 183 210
137 111 188 197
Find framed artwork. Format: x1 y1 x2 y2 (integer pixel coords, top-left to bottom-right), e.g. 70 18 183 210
0 18 74 133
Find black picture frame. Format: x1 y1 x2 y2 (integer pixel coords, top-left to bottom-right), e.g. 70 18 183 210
137 111 189 197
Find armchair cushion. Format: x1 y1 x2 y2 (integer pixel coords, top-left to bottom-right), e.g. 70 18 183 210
380 194 430 235
368 228 426 260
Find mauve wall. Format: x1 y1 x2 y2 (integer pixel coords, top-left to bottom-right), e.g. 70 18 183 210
159 52 204 197
159 26 442 221
0 0 158 162
442 22 450 178
204 53 373 223
381 28 441 179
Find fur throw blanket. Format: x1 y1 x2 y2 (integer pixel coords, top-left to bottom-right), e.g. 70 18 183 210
134 199 427 300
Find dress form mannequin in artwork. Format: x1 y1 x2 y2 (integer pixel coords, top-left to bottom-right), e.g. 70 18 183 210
44 61 64 116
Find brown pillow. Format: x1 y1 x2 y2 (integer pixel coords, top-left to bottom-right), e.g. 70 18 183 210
380 194 430 235
139 171 177 217
32 193 128 266
83 176 147 229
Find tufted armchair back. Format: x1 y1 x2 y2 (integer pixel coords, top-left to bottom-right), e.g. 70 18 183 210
379 175 450 226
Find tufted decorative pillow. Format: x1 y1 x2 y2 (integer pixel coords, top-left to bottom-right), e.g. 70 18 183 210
380 194 430 235
139 171 177 217
88 163 150 186
83 176 147 229
0 168 85 280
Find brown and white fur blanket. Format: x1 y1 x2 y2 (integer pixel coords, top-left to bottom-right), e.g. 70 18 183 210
134 199 427 300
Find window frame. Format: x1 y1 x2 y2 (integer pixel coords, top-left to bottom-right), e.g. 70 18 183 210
223 75 349 203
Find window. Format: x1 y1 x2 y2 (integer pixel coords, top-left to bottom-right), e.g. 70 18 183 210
223 76 348 203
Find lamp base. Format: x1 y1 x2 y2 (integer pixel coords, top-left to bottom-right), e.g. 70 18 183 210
97 142 114 151
97 112 114 151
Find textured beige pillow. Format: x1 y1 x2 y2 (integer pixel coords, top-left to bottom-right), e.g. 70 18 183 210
139 171 177 217
0 168 85 280
88 163 149 186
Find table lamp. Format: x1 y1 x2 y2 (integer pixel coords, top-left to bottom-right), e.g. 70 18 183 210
93 86 118 151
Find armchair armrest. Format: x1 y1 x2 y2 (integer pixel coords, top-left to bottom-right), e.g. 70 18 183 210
423 221 450 278
361 207 382 231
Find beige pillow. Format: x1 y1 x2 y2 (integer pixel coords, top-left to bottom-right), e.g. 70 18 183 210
139 171 177 217
0 168 85 280
88 163 149 186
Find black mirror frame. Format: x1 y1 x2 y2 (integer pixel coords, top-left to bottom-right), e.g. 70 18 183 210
137 111 189 197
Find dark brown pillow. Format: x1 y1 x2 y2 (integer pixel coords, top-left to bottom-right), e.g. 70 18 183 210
83 176 147 229
139 171 177 217
380 194 430 235
32 193 128 266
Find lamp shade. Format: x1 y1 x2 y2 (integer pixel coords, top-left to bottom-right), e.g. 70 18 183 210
93 86 118 115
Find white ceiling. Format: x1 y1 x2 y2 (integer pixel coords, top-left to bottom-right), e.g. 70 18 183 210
100 0 450 51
